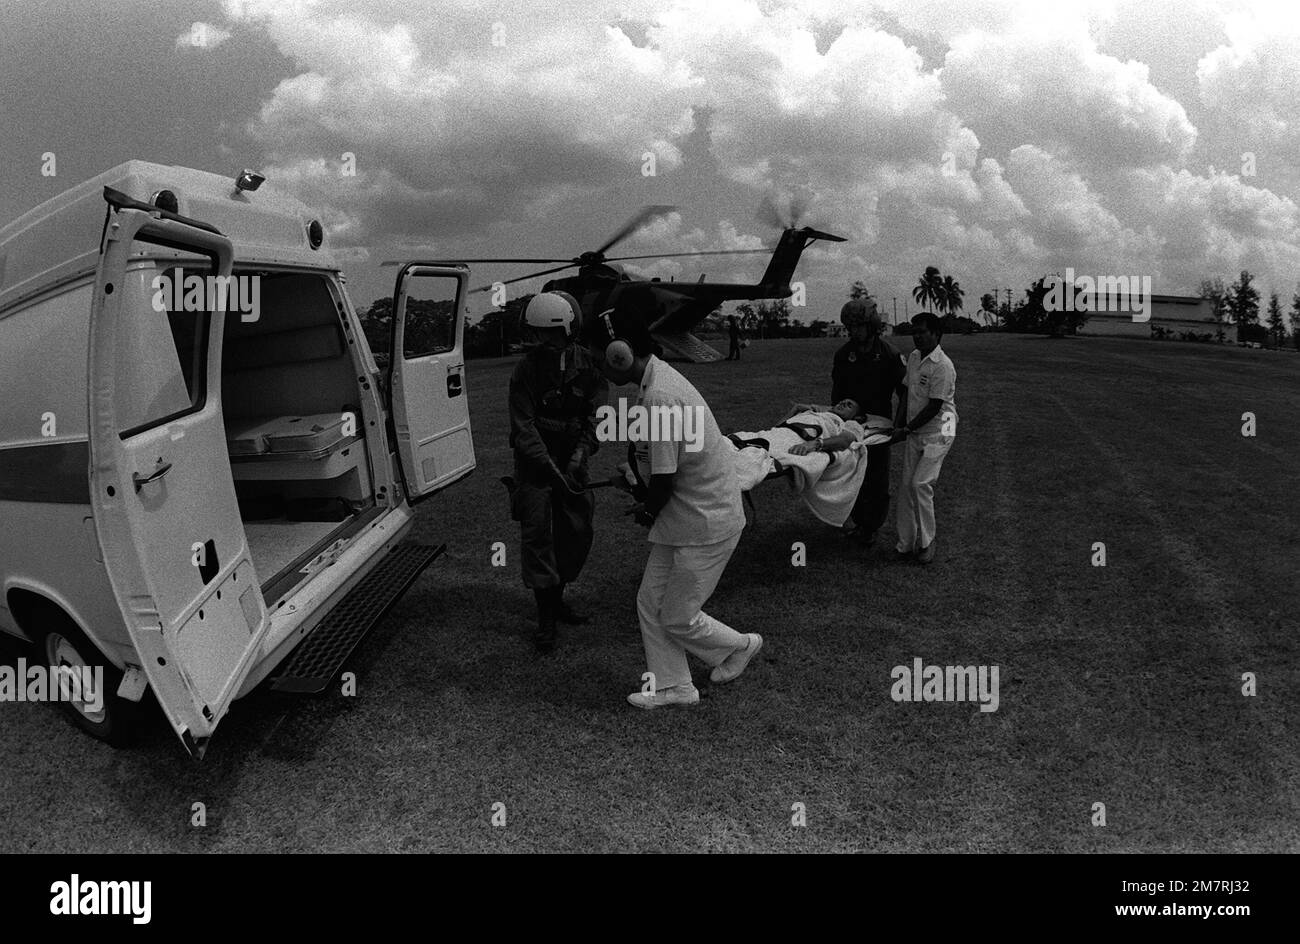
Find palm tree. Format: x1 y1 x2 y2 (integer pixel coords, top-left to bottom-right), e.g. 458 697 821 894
912 266 944 313
941 275 964 325
979 292 997 327
941 275 966 331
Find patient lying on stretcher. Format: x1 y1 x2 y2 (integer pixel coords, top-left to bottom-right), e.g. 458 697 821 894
782 398 894 455
729 398 893 526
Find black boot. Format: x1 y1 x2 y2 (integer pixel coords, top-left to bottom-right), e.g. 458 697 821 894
554 584 589 625
533 588 557 653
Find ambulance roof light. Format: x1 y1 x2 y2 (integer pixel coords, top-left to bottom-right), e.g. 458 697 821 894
235 170 265 193
150 189 179 213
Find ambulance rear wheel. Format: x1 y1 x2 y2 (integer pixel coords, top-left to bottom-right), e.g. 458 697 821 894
35 619 140 747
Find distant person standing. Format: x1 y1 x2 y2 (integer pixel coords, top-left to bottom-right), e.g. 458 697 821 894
726 314 743 361
890 312 957 564
590 288 760 708
831 298 906 545
507 292 608 652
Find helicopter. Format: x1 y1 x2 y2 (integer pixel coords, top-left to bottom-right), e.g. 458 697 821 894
385 200 845 361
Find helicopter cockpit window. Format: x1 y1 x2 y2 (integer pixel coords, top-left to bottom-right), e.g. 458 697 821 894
401 275 458 359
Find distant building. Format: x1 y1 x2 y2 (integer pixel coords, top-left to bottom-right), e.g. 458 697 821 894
1077 294 1235 342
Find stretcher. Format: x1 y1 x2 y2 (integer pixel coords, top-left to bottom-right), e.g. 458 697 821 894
728 413 894 526
497 414 894 527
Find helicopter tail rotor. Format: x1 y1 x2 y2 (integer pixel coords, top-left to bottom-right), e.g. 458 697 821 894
756 189 814 231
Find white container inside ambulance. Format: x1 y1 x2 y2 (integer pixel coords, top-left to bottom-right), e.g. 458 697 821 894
0 161 474 757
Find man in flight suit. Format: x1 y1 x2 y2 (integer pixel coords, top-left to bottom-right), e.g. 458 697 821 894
726 315 742 361
508 292 609 652
831 297 906 546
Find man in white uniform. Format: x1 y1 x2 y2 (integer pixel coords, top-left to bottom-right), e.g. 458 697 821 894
590 288 762 708
891 312 957 564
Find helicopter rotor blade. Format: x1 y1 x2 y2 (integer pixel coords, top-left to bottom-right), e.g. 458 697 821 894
604 249 771 262
595 205 678 256
468 262 578 294
381 257 574 267
434 257 574 264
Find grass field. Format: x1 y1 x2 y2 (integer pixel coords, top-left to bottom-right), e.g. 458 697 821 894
2 334 1297 853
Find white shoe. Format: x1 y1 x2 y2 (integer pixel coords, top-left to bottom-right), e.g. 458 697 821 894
710 634 763 684
626 683 700 709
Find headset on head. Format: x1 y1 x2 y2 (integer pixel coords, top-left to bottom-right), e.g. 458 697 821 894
599 308 635 372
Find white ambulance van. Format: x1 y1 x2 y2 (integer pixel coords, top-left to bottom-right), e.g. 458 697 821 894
0 161 474 757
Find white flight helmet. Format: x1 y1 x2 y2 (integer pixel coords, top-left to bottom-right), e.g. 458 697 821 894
524 291 582 337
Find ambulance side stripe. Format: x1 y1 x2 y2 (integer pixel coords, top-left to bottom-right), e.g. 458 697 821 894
0 440 90 504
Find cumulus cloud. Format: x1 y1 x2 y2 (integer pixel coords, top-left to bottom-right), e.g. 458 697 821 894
205 0 1300 307
941 21 1197 168
1197 8 1300 161
221 0 699 243
176 22 232 50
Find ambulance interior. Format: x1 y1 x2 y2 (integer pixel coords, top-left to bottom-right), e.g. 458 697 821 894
219 271 374 593
130 266 377 601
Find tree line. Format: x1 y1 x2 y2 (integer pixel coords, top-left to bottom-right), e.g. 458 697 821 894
1198 271 1300 348
354 264 1300 358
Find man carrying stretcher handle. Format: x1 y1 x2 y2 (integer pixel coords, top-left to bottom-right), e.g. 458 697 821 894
888 312 958 565
831 298 906 545
589 286 761 709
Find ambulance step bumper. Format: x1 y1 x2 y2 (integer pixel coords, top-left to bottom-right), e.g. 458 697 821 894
268 541 445 694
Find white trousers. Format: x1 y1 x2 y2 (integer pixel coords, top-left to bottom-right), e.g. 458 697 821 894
895 434 953 553
636 533 745 690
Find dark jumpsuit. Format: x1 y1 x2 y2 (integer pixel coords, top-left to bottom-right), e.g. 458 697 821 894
831 334 906 535
508 344 608 589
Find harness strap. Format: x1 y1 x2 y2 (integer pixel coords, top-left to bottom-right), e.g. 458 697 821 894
727 433 771 451
778 421 822 441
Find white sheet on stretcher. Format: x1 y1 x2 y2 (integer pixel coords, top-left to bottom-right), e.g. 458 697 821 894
731 413 893 526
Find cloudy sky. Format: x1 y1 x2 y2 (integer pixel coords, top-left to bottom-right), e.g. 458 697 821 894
4 0 1300 321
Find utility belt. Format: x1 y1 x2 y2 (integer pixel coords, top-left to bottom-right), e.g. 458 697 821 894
535 414 582 434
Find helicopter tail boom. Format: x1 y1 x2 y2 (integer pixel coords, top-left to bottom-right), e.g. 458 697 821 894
757 225 846 294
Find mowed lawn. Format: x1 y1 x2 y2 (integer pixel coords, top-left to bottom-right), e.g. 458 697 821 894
1 334 1296 852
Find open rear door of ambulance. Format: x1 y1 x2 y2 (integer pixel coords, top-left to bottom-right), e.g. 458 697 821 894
88 200 269 758
387 263 476 502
